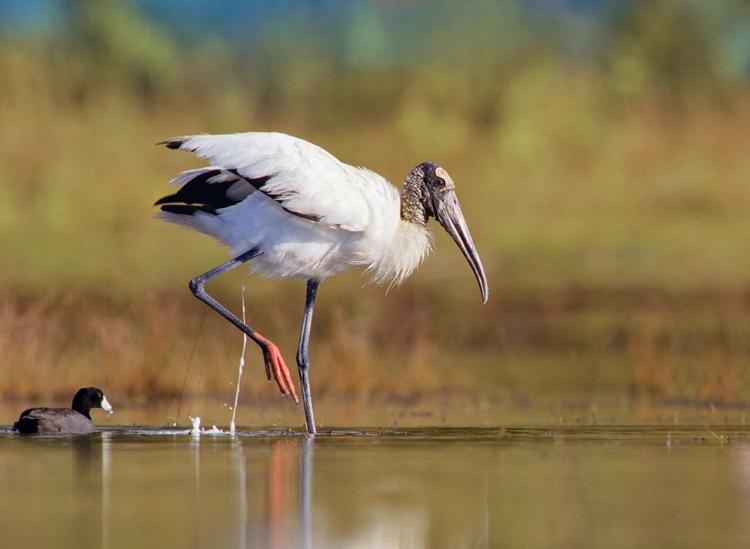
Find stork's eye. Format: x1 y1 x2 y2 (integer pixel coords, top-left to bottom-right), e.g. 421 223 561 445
434 177 446 189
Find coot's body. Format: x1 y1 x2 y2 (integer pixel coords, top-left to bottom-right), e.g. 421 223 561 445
12 387 113 434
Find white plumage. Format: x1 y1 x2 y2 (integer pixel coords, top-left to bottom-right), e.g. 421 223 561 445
156 132 487 434
159 133 432 285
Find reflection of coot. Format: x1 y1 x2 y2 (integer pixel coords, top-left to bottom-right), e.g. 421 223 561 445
11 387 113 434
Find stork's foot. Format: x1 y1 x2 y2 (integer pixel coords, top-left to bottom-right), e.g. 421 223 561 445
258 336 299 404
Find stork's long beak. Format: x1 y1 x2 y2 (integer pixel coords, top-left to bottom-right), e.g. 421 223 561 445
434 191 489 303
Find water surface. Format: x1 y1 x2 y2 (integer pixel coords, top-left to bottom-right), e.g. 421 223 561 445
1 425 748 548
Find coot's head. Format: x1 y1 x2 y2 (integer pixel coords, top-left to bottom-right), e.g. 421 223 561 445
72 387 113 419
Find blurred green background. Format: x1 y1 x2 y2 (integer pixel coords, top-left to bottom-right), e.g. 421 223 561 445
1 0 750 426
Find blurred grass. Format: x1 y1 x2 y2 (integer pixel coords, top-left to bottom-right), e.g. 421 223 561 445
1 2 750 422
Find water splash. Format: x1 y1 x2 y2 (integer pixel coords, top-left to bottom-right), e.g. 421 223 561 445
230 286 248 436
188 416 224 436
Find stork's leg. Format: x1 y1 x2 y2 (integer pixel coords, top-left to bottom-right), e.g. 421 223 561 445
297 279 320 434
189 247 299 404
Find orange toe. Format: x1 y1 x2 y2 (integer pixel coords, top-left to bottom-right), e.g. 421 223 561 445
263 340 299 404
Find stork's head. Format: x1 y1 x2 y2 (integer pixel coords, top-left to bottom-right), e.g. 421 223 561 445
402 162 489 303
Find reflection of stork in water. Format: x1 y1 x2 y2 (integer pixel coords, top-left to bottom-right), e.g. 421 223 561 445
156 132 489 433
266 438 313 549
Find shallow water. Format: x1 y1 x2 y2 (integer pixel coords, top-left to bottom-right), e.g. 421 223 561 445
0 425 748 548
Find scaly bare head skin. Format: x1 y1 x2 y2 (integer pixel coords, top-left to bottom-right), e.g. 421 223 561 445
401 162 489 303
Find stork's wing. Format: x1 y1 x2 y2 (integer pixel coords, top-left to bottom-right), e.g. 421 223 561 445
159 132 397 232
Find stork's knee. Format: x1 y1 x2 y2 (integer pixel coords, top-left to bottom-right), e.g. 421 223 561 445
297 352 310 372
188 278 202 297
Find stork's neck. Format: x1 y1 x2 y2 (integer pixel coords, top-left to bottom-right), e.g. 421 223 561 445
400 171 428 226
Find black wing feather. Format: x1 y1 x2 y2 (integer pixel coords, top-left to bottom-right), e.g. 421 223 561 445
155 169 271 215
157 141 323 222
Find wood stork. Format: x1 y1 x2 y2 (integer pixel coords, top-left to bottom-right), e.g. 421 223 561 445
155 132 488 434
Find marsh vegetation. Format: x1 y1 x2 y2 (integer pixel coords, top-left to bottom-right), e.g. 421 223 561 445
1 2 749 425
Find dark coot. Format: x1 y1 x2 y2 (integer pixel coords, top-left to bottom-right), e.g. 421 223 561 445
11 387 113 434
